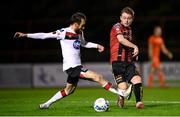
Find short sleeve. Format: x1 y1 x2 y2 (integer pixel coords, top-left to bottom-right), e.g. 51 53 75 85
114 26 123 36
56 28 66 40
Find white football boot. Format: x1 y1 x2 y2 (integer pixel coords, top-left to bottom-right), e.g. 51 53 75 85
124 84 133 100
39 103 49 109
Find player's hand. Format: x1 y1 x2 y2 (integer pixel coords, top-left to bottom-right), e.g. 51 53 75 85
135 56 139 61
168 52 173 59
14 32 27 38
133 45 139 57
97 44 104 53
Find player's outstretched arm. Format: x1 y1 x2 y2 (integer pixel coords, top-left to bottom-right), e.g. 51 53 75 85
14 32 58 39
80 31 104 52
82 42 104 53
161 44 173 59
117 34 139 57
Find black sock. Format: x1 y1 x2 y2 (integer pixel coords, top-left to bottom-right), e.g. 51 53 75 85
133 83 143 103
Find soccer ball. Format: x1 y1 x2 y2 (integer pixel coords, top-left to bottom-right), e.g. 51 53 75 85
93 98 109 112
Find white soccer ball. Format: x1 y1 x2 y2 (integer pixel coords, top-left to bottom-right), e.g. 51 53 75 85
93 98 109 112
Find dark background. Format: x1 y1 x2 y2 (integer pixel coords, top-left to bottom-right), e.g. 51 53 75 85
1 0 180 63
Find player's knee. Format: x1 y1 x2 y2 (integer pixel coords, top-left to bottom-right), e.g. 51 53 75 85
150 68 155 73
131 75 142 84
117 82 127 90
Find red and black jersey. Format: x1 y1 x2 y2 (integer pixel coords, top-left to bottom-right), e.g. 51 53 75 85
110 22 133 63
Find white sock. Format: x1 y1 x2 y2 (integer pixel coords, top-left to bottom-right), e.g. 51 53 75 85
108 87 120 95
102 82 121 95
44 90 66 106
118 88 126 97
124 84 133 98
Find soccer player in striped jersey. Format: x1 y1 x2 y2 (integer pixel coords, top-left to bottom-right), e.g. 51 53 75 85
110 7 144 109
14 12 131 109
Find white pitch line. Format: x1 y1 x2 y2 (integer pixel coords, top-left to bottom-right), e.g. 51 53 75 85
140 100 180 104
65 100 180 104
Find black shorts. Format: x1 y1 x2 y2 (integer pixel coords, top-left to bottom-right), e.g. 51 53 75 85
65 65 88 85
112 61 140 84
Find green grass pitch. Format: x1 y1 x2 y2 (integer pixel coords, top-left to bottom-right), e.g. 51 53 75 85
0 87 180 116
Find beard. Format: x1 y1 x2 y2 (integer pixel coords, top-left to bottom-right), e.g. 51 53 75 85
75 29 83 34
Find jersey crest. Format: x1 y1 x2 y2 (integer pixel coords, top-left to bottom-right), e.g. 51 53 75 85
73 40 81 49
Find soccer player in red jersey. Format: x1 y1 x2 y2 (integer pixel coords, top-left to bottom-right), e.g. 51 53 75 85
110 7 144 109
147 26 173 87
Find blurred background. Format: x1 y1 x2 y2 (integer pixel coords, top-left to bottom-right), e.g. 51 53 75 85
0 0 180 88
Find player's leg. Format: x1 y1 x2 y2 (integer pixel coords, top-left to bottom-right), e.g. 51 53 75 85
111 61 129 108
127 63 144 109
80 67 132 97
147 65 155 88
39 74 79 109
130 75 144 109
39 83 77 109
147 59 157 87
116 82 127 108
157 64 166 87
115 76 133 107
80 70 121 95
